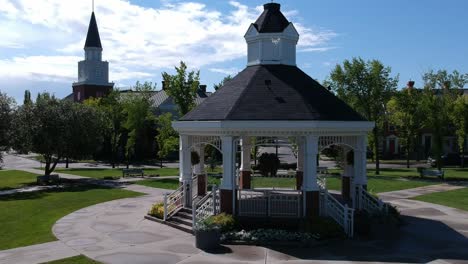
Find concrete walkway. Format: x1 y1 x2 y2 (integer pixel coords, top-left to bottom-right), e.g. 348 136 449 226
1 175 468 263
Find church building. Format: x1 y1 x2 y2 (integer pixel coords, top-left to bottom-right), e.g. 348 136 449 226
72 12 114 102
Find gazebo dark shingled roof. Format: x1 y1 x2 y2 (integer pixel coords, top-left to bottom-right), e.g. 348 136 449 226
84 12 102 48
180 65 366 121
253 3 290 33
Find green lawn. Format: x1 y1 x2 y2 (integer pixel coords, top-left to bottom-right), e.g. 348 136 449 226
41 255 101 264
136 178 180 190
326 176 435 193
0 170 39 190
53 168 179 179
0 185 142 250
412 187 468 211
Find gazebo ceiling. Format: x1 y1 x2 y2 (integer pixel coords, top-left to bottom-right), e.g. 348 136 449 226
180 65 366 122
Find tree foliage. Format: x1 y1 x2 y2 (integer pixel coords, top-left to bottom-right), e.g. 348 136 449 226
421 70 467 169
155 112 179 160
122 82 156 166
11 95 103 175
162 61 200 116
328 57 398 174
451 95 468 167
213 75 233 91
0 92 15 164
387 87 424 167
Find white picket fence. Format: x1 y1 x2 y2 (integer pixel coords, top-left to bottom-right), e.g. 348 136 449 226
238 189 302 217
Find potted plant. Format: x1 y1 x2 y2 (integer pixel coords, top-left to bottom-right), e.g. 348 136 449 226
194 213 235 250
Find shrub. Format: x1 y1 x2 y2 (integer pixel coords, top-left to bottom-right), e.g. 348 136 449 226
222 229 316 243
257 153 280 177
148 202 164 219
196 213 235 232
191 151 200 165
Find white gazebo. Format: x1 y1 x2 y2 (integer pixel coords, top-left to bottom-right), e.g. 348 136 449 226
165 3 380 237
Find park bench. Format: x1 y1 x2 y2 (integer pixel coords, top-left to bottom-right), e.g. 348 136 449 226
122 168 144 178
37 174 60 185
420 169 444 179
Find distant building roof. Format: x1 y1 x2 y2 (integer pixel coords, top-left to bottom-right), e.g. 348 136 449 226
181 64 366 121
253 3 290 33
84 12 102 48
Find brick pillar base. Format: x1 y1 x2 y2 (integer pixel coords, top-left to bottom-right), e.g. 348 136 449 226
197 174 207 196
239 171 251 189
220 189 235 215
296 171 303 190
305 191 320 218
342 176 351 201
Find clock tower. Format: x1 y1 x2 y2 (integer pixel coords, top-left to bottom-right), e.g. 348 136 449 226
72 12 113 102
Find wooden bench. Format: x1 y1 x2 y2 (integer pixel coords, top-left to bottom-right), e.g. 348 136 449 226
37 174 60 185
122 168 144 178
420 169 444 179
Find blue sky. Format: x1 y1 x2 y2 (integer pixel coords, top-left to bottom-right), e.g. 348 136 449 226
0 0 467 102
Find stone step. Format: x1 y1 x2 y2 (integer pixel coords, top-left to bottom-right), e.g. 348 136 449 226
179 207 192 214
177 211 193 220
165 219 193 234
171 215 192 227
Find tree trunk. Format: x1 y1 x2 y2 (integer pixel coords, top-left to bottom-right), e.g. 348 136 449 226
373 128 380 175
65 157 69 168
44 161 51 176
461 144 465 168
406 138 411 169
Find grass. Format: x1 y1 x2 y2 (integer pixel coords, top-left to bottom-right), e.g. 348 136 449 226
41 255 101 264
0 170 39 190
53 168 179 179
412 187 468 211
325 176 435 193
0 184 142 250
136 178 180 190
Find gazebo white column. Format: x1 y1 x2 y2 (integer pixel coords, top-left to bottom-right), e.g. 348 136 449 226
354 135 368 189
240 136 251 189
342 148 353 201
220 136 236 214
179 135 192 207
194 144 207 196
303 135 319 217
296 137 305 190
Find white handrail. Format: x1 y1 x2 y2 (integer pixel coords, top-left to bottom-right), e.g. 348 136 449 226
193 185 219 227
320 189 354 237
163 184 184 221
238 189 302 217
357 185 387 213
192 174 199 199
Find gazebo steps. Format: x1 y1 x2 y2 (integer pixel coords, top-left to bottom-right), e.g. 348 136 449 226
165 208 193 234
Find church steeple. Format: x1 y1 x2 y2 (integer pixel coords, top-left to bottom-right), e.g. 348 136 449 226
244 3 299 66
84 12 102 48
72 11 113 102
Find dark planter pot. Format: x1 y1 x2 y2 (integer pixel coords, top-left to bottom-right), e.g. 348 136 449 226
195 230 220 250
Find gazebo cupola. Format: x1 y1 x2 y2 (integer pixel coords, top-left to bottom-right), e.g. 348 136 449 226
245 3 299 66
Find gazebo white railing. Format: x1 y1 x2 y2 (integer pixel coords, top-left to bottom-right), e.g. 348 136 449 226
192 185 219 226
192 174 198 200
238 189 302 217
355 185 388 213
319 189 354 237
163 185 184 221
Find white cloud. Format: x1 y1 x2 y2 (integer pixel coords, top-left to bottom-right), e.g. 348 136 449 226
0 0 337 89
209 67 240 75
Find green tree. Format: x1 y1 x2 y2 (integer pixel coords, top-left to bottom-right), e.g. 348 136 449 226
122 82 156 167
0 92 15 164
162 61 200 116
23 90 32 105
420 70 465 169
85 90 126 168
155 112 179 164
213 75 233 91
11 96 103 175
451 96 468 167
387 87 424 168
327 57 398 174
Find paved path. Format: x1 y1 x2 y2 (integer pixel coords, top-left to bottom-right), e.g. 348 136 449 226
1 172 468 263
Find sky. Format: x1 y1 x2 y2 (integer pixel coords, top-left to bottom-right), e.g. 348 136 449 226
0 0 467 103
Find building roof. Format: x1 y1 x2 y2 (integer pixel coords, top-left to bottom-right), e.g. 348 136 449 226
151 89 210 108
84 12 102 48
253 3 290 33
180 65 366 121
